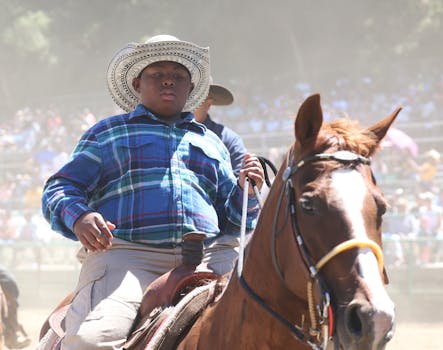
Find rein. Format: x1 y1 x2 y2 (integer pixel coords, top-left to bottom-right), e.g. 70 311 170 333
238 155 277 277
238 150 386 350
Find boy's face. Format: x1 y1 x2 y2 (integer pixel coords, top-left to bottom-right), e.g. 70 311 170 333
132 61 194 119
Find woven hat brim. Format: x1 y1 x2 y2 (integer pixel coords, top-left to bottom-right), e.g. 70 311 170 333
209 85 234 106
107 40 210 112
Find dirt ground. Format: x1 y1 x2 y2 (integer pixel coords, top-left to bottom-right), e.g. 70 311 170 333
9 257 443 349
15 307 443 349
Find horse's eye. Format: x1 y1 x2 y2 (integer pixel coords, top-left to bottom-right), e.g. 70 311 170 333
300 197 315 214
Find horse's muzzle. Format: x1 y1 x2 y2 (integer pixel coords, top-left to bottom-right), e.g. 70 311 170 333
338 298 395 350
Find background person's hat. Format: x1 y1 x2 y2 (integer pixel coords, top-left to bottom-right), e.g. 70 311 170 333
107 34 210 112
208 84 234 106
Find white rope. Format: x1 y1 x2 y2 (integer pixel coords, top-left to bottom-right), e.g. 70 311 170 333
237 177 250 278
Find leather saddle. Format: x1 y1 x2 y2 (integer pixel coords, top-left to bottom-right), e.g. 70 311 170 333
37 232 220 350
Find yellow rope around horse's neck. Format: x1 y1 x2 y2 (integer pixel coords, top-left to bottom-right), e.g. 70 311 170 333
306 238 384 339
315 239 384 275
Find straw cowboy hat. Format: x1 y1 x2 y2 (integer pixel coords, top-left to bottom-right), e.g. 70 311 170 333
208 81 234 106
107 34 210 113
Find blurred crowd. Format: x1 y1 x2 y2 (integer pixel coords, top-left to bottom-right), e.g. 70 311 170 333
210 74 443 135
0 106 109 250
1 75 443 268
383 189 443 267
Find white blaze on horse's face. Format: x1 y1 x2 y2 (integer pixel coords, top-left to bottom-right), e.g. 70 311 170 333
330 169 395 314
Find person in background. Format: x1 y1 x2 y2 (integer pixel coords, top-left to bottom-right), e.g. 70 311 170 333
418 149 441 192
193 81 246 175
41 34 264 350
383 197 418 266
0 266 31 349
416 191 443 264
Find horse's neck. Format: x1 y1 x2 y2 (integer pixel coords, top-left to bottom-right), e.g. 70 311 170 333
245 172 310 297
179 272 311 349
232 175 313 325
179 172 316 349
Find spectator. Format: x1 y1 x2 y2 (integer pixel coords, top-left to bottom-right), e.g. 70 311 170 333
193 80 247 175
383 197 418 266
416 192 443 264
418 149 441 192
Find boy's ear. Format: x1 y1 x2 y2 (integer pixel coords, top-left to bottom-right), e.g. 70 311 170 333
189 82 194 94
132 77 140 93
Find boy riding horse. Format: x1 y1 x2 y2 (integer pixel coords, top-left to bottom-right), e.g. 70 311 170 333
42 34 264 349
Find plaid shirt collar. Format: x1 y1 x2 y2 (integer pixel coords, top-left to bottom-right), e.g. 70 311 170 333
129 104 206 134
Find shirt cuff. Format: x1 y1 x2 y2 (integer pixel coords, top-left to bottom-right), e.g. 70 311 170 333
62 201 94 232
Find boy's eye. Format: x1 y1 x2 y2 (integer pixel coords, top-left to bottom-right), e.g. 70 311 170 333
173 74 186 82
144 71 189 83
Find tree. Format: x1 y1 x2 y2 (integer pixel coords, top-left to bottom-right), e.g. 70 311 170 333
1 0 442 115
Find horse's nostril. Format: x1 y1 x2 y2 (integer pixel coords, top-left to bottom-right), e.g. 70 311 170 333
346 304 363 337
385 329 394 342
344 302 395 348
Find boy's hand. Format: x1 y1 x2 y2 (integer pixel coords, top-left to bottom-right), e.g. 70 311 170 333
239 153 264 195
73 212 115 252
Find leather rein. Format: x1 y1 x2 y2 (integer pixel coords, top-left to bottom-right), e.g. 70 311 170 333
239 150 385 350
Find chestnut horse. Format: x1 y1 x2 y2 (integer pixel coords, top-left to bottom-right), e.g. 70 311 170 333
176 94 400 350
0 286 5 350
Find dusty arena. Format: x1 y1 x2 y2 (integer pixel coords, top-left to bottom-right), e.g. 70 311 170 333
18 302 443 349
11 249 443 349
20 312 443 349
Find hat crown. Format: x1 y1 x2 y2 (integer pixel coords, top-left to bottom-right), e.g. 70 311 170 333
145 35 180 43
107 34 210 113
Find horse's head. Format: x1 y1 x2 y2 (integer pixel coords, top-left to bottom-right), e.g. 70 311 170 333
283 94 400 349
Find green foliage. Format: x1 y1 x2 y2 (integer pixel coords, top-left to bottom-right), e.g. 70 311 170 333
0 0 442 113
2 10 53 60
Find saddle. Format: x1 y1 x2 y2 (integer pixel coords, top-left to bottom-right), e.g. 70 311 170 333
123 274 221 350
125 232 222 349
37 232 221 350
37 293 73 350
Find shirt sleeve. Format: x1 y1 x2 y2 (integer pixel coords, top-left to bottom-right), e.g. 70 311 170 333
41 130 102 240
225 185 260 232
213 142 259 233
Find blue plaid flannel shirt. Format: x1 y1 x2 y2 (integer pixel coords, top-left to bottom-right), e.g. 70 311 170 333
42 104 259 246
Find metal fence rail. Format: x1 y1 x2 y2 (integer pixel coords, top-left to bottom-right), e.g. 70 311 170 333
2 237 442 271
2 238 441 316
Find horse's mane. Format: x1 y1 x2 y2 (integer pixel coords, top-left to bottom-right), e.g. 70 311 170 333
316 118 378 157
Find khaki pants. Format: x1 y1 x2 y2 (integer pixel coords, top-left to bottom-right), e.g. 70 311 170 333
61 235 240 350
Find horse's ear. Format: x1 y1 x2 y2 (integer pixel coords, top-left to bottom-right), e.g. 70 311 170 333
367 107 402 145
295 94 323 144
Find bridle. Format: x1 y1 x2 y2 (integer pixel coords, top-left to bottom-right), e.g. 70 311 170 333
239 149 385 350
